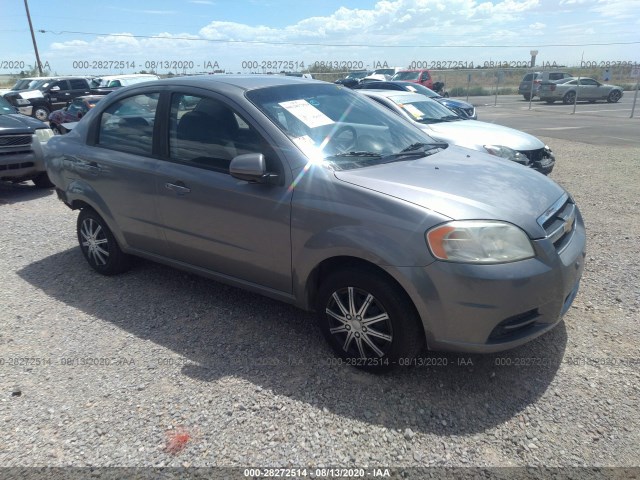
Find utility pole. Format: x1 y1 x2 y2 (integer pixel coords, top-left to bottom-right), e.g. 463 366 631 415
24 0 43 76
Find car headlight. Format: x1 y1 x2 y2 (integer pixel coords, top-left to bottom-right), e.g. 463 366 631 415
484 145 529 165
426 220 534 264
16 98 30 106
35 128 54 143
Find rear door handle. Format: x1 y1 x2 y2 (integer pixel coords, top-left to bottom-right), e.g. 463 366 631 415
165 182 191 195
76 160 100 175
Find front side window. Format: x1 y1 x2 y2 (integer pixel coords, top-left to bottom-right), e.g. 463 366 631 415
52 81 69 91
97 93 159 156
169 93 278 174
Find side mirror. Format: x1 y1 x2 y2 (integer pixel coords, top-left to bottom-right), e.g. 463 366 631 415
77 112 83 119
50 86 60 92
230 153 278 184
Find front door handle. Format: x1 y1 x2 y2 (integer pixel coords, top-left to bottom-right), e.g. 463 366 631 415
165 182 191 195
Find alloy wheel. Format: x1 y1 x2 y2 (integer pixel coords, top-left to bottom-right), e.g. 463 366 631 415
325 286 393 359
80 217 110 266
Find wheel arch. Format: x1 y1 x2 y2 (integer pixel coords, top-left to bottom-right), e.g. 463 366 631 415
303 256 424 333
66 183 129 251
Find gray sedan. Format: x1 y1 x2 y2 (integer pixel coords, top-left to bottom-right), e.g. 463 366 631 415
360 89 555 174
539 77 624 104
45 76 585 370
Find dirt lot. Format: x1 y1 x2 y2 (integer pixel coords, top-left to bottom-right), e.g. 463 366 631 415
1 134 639 477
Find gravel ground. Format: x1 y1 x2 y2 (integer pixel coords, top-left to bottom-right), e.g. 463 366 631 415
1 136 639 476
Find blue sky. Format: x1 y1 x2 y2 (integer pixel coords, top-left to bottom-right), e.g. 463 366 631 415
1 0 639 75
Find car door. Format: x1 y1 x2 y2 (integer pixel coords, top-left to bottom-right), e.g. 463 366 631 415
419 71 432 88
79 91 167 254
153 90 293 293
579 78 600 100
47 80 71 109
69 79 91 102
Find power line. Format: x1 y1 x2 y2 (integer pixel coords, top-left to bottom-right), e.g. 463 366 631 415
38 29 640 49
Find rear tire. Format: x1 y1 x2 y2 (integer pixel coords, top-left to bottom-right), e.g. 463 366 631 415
32 172 54 188
77 208 131 275
316 269 424 372
523 93 531 101
563 91 576 104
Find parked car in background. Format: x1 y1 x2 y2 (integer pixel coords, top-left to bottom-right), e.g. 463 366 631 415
48 95 105 134
45 75 585 370
518 71 573 100
0 95 54 187
3 77 91 121
391 69 434 89
361 67 404 82
89 74 160 95
360 89 555 174
334 70 372 88
539 77 624 104
354 81 477 119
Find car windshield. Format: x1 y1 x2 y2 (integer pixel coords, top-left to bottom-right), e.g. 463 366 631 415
387 94 461 124
247 83 443 170
392 71 420 81
0 96 16 114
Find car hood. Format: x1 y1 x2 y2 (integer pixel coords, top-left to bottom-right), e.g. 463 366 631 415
437 98 473 109
0 113 46 133
4 89 45 100
333 145 564 238
420 119 544 151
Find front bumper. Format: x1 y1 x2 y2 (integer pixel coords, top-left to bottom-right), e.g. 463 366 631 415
394 210 586 353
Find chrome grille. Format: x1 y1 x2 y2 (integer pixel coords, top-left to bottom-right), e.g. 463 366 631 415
0 134 32 148
538 194 576 251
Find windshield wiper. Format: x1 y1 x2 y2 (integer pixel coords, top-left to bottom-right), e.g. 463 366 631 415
401 142 448 153
381 143 447 163
327 151 382 158
439 115 462 122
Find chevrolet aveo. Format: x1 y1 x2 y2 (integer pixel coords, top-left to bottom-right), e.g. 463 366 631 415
45 76 586 371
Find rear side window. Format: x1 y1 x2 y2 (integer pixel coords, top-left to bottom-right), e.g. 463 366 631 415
97 93 159 156
70 79 88 89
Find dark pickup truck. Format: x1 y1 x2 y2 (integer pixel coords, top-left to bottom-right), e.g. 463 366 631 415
3 77 90 122
0 95 55 187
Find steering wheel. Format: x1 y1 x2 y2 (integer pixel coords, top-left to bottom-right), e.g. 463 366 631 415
328 126 357 152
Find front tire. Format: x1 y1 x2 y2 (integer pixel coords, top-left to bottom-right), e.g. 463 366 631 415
316 269 424 372
33 106 50 122
77 208 131 275
607 90 621 103
32 172 54 188
523 93 531 101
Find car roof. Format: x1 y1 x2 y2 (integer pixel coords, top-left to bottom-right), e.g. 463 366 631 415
151 74 321 92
